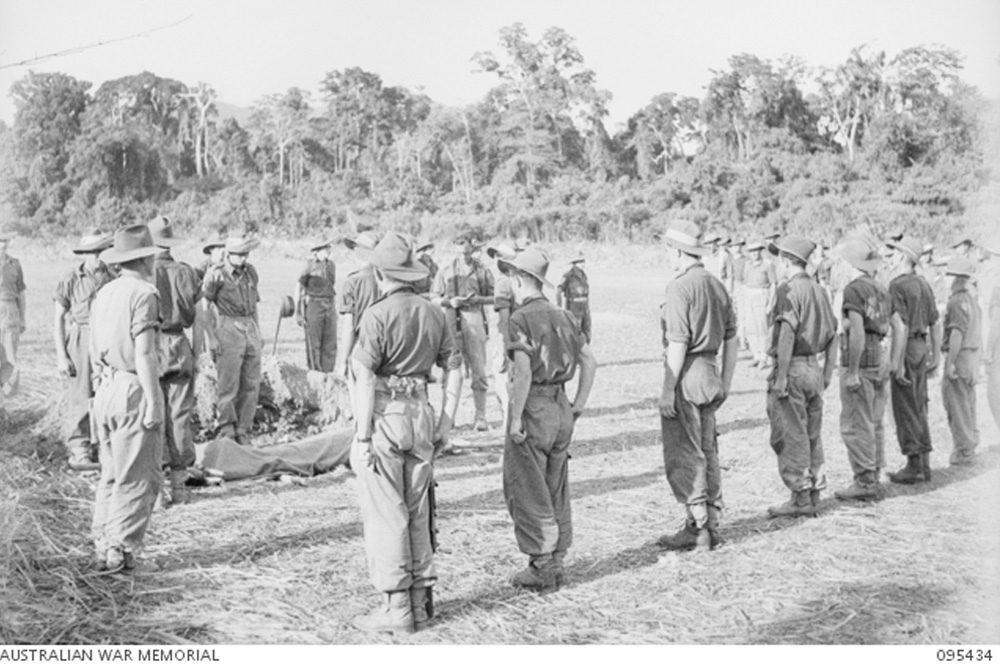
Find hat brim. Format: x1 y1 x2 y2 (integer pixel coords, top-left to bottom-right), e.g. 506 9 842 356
768 241 810 265
357 248 430 282
310 242 332 252
416 243 434 253
100 245 162 264
72 238 113 254
202 241 225 255
665 237 711 256
226 239 260 254
343 237 377 251
885 240 920 264
570 258 586 264
152 235 184 249
945 269 973 278
497 259 554 288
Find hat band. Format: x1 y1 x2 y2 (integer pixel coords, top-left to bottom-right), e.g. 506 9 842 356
665 228 701 247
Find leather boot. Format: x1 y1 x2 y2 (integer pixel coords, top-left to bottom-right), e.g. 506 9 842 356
512 558 558 592
656 522 711 551
921 452 932 482
410 587 433 631
352 591 415 635
706 506 724 550
552 553 566 587
473 390 488 431
888 455 925 484
834 472 884 501
810 489 822 513
170 470 190 505
767 490 815 518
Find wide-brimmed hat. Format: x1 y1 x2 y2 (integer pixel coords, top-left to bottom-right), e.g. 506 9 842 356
310 238 333 252
703 232 722 245
764 231 781 241
731 239 747 247
747 241 766 252
279 295 296 318
951 238 974 249
886 237 923 264
662 219 710 256
922 243 935 255
358 232 429 282
945 256 977 278
837 238 882 274
202 231 226 255
486 242 518 261
72 228 113 255
225 232 260 255
498 247 554 288
454 231 483 248
148 216 183 248
416 241 434 253
343 231 380 251
769 235 816 264
100 225 162 264
569 251 586 264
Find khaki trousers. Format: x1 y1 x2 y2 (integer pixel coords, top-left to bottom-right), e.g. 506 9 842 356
839 366 887 478
216 316 262 439
457 309 488 394
305 297 337 373
160 331 196 471
64 323 95 464
890 337 932 456
943 349 980 460
350 389 437 592
91 372 163 553
767 357 827 492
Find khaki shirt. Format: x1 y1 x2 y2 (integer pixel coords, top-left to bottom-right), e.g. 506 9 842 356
202 262 259 319
507 295 585 385
352 285 460 378
54 262 114 327
769 271 837 357
889 271 939 335
743 259 776 289
558 266 589 302
661 263 736 355
943 286 982 351
299 259 336 299
0 255 25 302
155 254 201 332
840 273 891 367
90 273 160 374
338 264 380 334
432 257 495 301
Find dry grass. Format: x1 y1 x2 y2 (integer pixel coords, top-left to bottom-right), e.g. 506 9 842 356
1 255 999 644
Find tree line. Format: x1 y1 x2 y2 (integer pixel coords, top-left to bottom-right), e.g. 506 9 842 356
0 23 990 245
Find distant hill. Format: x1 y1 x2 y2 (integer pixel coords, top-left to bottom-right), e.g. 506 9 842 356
215 101 252 127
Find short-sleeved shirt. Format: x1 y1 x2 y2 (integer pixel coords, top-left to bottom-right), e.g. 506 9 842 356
155 254 201 332
494 274 514 312
338 264 380 334
558 266 589 301
743 259 776 289
0 255 26 301
661 263 737 355
54 261 114 327
202 262 259 319
352 285 460 378
943 286 982 352
840 273 891 367
732 255 748 285
507 295 585 385
432 257 495 301
769 271 837 357
299 259 336 299
704 252 733 284
90 273 160 373
889 271 939 335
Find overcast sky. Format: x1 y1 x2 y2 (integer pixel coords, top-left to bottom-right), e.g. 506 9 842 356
1 0 998 131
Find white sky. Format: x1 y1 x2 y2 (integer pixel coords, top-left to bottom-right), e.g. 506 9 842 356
0 0 998 132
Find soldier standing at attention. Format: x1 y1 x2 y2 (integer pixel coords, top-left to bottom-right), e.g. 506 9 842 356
884 236 940 484
202 233 262 445
0 230 26 396
500 247 596 590
296 239 337 372
833 239 892 502
149 217 201 505
349 232 462 635
556 252 592 343
432 230 495 431
193 234 226 358
743 241 777 367
656 220 737 551
53 229 114 472
941 257 981 466
765 236 838 518
486 242 520 433
89 225 164 572
334 231 381 410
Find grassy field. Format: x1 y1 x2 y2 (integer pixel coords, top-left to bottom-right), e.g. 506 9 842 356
1 245 999 645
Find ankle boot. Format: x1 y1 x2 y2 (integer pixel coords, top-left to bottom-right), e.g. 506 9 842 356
767 490 815 518
835 472 884 501
921 452 932 482
888 455 925 484
656 522 711 551
410 587 434 631
512 558 558 592
352 591 415 635
170 470 190 505
473 390 488 431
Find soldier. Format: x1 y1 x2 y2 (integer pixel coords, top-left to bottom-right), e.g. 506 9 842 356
296 239 337 372
499 247 596 588
149 217 201 505
202 233 262 445
703 233 734 292
89 225 164 572
743 241 777 367
656 220 737 550
193 234 226 358
952 238 976 259
765 236 838 518
834 239 892 502
556 252 592 343
884 236 941 484
730 240 749 350
53 229 114 472
941 256 981 466
0 230 26 396
349 232 462 635
431 230 495 431
486 242 520 432
413 242 438 295
334 231 381 411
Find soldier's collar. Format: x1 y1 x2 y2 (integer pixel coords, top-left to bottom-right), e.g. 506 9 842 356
678 261 705 277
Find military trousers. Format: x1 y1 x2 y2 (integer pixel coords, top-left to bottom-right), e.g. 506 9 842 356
305 297 337 373
890 337 932 456
0 300 20 391
160 331 196 471
567 301 592 344
744 288 770 360
767 357 827 492
839 366 888 478
503 384 574 565
64 323 96 465
215 316 262 440
457 309 488 394
350 387 437 592
661 354 724 529
943 349 980 462
91 371 163 553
